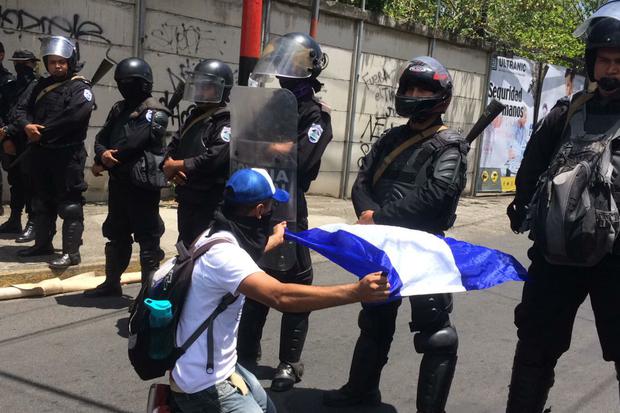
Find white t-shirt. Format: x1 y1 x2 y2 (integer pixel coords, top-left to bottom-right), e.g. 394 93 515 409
171 230 262 394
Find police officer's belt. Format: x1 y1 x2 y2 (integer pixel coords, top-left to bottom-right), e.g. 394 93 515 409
34 75 88 104
372 124 448 186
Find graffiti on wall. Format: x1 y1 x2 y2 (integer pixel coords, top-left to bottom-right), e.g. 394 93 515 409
149 21 226 56
0 7 111 44
357 66 400 167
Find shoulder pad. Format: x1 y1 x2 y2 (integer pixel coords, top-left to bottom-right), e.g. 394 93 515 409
433 128 469 153
433 146 465 185
151 110 169 128
71 75 91 86
313 96 332 115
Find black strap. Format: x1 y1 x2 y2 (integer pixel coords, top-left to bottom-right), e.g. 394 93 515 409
175 238 239 374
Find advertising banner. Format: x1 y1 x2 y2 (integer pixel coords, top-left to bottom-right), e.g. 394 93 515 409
477 56 536 193
537 64 585 121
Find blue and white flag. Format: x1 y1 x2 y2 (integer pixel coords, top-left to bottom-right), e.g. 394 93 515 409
285 224 526 299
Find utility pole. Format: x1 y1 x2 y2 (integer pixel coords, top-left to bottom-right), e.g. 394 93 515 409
310 0 320 38
238 0 263 86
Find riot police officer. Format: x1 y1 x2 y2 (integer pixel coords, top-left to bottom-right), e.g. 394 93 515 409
0 50 39 238
237 32 333 392
505 5 620 411
0 42 14 87
15 36 94 269
323 56 468 412
163 59 233 247
84 57 169 297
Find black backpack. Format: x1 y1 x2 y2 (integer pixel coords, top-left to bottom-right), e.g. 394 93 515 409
128 238 237 380
528 93 620 266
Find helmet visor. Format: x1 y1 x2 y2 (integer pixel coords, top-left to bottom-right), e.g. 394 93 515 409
183 73 225 103
40 36 75 59
574 1 620 38
250 37 314 81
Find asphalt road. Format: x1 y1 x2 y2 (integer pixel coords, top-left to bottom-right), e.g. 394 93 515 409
0 226 618 412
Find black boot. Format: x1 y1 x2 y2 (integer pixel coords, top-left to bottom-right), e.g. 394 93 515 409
271 312 309 392
17 214 54 257
271 362 304 392
237 298 269 368
49 219 83 269
322 334 386 407
0 210 22 234
505 359 554 412
416 353 457 413
139 248 162 286
84 241 132 297
16 217 35 243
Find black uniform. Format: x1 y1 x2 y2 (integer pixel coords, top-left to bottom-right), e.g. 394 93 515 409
237 94 333 372
506 92 620 411
15 75 94 257
164 107 230 247
344 121 467 411
94 97 169 283
0 71 37 222
0 64 15 211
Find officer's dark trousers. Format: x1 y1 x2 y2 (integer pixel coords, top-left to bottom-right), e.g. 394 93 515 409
506 248 620 412
341 293 458 413
237 216 313 367
2 152 31 215
31 145 86 251
102 177 164 285
177 200 218 247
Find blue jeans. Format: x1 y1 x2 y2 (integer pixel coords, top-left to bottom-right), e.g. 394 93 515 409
171 364 276 413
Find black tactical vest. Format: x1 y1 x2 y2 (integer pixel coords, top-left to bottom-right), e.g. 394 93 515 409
175 108 229 160
374 128 468 231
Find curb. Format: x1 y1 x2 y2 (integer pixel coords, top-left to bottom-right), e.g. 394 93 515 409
0 260 143 288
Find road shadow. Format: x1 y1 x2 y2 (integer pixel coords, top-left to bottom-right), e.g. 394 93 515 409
55 292 132 310
268 387 398 413
116 316 129 338
238 360 276 380
0 245 59 263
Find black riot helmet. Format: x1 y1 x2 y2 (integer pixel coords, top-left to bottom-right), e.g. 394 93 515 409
584 18 620 81
251 32 328 81
114 57 153 95
395 56 453 120
183 59 234 104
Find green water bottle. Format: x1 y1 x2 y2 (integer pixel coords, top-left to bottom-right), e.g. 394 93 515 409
144 298 173 359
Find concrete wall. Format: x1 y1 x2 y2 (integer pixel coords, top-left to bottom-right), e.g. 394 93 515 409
0 0 490 201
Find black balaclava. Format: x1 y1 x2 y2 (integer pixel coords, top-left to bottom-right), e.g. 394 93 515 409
118 79 150 105
14 63 35 80
209 206 273 261
278 77 322 99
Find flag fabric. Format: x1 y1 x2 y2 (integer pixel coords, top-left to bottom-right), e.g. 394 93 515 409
285 223 526 299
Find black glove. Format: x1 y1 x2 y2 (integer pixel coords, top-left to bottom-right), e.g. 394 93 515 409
506 200 527 233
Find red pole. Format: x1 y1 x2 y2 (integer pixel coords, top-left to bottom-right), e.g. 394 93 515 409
310 0 320 38
239 0 263 86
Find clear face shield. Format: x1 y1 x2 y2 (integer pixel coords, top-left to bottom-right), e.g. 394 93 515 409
183 73 226 103
40 36 75 59
250 36 314 83
574 0 620 38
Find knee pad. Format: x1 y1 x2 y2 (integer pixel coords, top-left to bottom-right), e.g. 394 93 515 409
409 293 453 332
58 203 83 220
358 301 400 339
414 325 458 354
513 340 560 369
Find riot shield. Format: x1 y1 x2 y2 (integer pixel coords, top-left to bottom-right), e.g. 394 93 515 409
230 86 298 271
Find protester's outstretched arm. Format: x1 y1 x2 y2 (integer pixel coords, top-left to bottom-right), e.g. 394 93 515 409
238 271 390 313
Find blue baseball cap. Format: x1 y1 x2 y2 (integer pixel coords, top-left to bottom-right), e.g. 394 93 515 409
225 168 290 204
